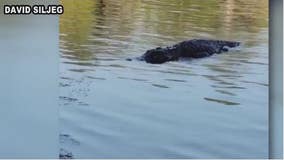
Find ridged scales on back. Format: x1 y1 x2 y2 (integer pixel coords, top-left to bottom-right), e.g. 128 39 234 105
133 39 240 64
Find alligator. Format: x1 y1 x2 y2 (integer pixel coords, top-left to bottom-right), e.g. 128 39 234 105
127 39 240 64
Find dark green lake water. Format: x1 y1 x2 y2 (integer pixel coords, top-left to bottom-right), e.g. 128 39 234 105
59 0 268 158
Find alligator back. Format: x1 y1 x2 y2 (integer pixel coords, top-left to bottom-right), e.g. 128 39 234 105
178 39 240 57
181 39 240 49
206 39 241 48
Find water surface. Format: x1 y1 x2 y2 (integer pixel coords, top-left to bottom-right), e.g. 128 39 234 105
59 0 268 158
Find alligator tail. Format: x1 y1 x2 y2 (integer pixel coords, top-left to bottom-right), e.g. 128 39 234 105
217 40 240 48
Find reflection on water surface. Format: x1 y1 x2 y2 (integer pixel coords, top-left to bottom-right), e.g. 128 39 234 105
60 0 268 158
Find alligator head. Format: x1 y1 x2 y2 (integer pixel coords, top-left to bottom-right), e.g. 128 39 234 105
141 47 179 64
